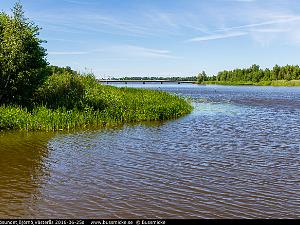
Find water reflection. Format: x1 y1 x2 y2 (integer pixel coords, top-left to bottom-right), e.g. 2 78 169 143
0 85 299 218
0 132 52 218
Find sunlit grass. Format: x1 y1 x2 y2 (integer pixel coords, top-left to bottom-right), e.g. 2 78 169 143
0 75 192 131
269 80 300 86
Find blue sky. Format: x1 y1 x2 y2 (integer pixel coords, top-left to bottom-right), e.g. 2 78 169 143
1 0 300 78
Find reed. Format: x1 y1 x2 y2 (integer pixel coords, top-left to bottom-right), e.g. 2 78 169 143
0 73 192 131
269 80 300 86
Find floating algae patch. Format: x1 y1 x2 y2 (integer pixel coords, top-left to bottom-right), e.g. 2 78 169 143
192 101 243 116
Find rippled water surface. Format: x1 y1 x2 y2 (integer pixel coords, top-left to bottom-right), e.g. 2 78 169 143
0 84 299 218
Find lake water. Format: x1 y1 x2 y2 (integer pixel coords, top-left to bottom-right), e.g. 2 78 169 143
0 84 299 218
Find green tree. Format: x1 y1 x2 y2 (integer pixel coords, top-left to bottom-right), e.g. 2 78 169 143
271 64 280 80
0 2 48 106
48 65 78 76
197 71 207 84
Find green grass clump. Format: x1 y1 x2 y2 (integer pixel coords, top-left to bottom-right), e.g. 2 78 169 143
0 73 192 131
268 80 300 86
202 80 300 86
201 81 254 86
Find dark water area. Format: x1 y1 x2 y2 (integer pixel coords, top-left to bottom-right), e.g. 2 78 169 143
0 84 299 218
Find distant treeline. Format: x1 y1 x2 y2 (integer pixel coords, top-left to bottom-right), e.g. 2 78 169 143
107 76 197 81
197 64 300 85
106 64 299 86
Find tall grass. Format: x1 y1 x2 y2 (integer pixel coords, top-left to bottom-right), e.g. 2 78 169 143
202 80 300 86
0 73 192 131
268 80 300 86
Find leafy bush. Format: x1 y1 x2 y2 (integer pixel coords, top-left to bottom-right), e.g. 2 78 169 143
35 72 108 111
35 72 85 109
0 3 48 106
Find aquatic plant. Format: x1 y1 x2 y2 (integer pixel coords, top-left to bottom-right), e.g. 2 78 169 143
0 74 192 131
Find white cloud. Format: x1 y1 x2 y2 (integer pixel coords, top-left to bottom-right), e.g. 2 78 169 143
249 28 289 33
38 0 300 57
219 16 300 32
108 45 180 59
186 31 248 42
48 45 178 59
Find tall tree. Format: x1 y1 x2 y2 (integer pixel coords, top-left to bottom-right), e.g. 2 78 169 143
197 71 207 84
0 2 48 105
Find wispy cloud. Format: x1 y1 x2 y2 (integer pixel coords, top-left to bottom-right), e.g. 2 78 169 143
219 16 300 32
35 5 210 38
36 15 151 37
48 45 178 59
37 0 300 50
46 38 85 44
185 6 300 45
227 15 300 45
186 31 248 42
48 51 89 55
249 28 289 33
108 45 180 59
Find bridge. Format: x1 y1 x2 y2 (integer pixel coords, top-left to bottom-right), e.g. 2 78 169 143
99 80 196 84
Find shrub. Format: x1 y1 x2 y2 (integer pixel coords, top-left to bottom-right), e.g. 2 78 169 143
0 3 48 106
34 72 85 110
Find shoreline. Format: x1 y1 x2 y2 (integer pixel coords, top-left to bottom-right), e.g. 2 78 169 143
0 86 193 132
199 80 300 87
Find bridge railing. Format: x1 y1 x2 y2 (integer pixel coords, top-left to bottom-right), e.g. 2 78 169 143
98 80 196 84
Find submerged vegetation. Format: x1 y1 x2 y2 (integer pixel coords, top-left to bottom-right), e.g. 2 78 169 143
0 3 192 131
197 64 300 86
